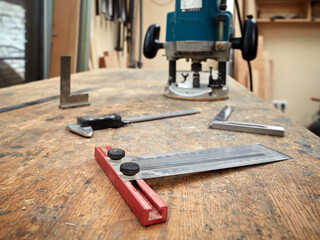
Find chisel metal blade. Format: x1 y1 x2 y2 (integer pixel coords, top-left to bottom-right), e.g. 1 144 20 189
123 109 200 124
209 105 234 125
67 123 93 138
67 109 200 137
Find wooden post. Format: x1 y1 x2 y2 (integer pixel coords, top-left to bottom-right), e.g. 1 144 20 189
50 0 81 77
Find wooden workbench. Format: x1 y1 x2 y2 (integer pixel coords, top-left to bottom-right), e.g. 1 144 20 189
0 69 319 239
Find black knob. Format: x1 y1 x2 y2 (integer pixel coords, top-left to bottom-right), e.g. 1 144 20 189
242 16 258 61
120 162 140 176
231 15 258 61
219 0 227 11
108 148 125 160
143 24 164 59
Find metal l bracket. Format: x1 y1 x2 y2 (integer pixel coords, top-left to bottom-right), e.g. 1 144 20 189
59 56 90 109
94 146 168 226
209 121 285 137
209 106 285 137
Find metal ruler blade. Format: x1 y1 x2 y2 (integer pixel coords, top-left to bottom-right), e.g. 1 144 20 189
107 144 291 181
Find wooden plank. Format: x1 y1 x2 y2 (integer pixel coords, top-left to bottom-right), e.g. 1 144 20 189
99 56 106 68
103 51 120 68
50 0 81 77
233 0 250 88
234 36 274 101
244 0 257 18
98 51 120 69
234 51 248 88
263 52 272 103
252 36 265 99
252 69 260 96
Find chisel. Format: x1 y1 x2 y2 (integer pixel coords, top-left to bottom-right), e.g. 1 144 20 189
67 109 200 137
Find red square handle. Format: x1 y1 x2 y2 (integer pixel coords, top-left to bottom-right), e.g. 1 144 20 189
94 146 167 226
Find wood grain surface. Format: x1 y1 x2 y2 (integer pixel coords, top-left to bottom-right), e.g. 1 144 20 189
0 69 319 239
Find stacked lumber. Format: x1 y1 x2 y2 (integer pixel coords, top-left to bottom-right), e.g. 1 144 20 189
234 36 273 102
233 0 273 102
98 51 120 68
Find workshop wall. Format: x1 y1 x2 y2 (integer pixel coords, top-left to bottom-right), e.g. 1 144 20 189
90 19 118 69
0 0 25 87
90 2 128 70
240 0 320 128
260 24 320 127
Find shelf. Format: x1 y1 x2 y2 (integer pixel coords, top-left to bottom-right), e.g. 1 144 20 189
256 18 320 23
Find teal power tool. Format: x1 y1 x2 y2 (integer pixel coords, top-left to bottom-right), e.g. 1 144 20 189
144 0 258 101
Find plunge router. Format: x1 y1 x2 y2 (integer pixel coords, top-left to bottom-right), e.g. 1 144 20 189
143 0 258 101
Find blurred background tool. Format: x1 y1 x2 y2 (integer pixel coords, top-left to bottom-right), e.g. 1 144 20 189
308 97 320 137
143 0 258 100
209 105 284 136
59 56 90 109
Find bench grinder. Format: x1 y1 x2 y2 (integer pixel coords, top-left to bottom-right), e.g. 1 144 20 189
143 0 258 101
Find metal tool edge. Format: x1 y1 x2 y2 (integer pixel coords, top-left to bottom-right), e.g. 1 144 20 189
209 120 285 136
209 105 234 124
123 109 200 123
108 143 291 181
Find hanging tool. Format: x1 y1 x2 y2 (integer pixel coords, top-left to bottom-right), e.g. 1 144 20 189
95 0 100 16
115 0 127 52
101 0 107 14
128 0 136 68
112 0 118 21
104 0 113 20
114 0 121 50
209 106 285 136
115 23 123 51
137 0 143 68
122 0 128 56
67 109 200 137
95 143 291 225
125 0 131 54
59 56 90 109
